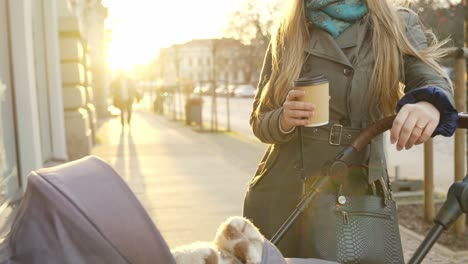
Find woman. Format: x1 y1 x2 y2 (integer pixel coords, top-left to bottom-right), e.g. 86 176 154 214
243 0 458 262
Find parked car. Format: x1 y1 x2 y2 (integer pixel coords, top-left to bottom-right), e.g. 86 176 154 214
234 84 256 98
193 83 214 95
227 84 237 96
215 84 228 96
192 85 202 95
215 84 238 97
201 83 214 95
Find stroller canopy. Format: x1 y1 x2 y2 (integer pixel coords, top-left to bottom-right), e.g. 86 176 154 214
3 156 175 264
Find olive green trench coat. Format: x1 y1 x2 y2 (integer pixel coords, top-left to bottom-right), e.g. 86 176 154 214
243 9 455 260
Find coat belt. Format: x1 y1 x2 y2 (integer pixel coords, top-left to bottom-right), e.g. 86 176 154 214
301 123 362 145
300 122 387 184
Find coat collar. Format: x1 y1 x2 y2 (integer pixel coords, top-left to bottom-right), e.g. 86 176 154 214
304 20 361 68
336 20 360 49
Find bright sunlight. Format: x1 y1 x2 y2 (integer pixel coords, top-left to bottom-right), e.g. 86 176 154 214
103 0 251 71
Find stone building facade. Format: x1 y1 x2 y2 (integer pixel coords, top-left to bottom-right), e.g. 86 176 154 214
0 0 108 218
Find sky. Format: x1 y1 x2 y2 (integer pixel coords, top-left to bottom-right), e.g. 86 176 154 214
102 0 258 70
100 0 459 70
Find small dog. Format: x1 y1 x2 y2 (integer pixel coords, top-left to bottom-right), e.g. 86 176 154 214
171 216 264 264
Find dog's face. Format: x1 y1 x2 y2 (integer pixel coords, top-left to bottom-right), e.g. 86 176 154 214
214 217 264 264
171 216 264 264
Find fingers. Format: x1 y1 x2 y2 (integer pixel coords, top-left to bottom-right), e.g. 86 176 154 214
395 115 418 151
415 120 437 145
285 90 314 110
283 100 315 111
281 89 316 129
391 102 440 150
284 108 315 119
390 107 409 144
404 123 425 150
282 107 314 128
287 90 306 101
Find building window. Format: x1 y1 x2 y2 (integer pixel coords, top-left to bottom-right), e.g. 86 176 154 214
0 79 20 207
0 16 20 208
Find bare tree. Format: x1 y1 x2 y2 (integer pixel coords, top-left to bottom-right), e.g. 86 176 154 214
410 1 464 59
224 0 284 84
408 0 461 8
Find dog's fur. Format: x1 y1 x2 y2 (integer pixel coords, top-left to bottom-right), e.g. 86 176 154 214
171 216 264 264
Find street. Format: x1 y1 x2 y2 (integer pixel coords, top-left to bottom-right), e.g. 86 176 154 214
160 93 255 140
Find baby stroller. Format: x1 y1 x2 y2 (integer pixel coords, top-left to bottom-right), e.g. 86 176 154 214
0 156 335 264
0 114 467 264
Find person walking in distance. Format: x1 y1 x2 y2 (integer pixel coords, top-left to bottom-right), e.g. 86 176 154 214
111 71 137 128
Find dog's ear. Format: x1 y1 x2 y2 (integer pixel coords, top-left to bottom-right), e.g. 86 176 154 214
205 248 219 264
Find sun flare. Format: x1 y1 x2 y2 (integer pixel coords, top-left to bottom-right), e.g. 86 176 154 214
103 0 248 71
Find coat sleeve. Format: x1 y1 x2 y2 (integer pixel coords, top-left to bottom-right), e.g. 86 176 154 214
249 44 296 144
398 9 458 137
400 9 455 106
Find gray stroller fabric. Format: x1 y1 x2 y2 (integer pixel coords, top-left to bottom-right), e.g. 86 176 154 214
262 240 288 264
262 240 339 264
286 257 340 264
2 156 175 264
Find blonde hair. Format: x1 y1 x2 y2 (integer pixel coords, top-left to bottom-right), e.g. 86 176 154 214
256 0 451 117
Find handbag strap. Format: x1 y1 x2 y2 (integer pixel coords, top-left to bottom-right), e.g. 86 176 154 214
298 127 306 178
298 127 308 195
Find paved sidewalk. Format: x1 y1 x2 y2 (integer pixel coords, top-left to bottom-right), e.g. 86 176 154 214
92 110 459 263
92 110 264 248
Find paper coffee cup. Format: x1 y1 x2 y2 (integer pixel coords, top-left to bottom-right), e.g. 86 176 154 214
293 75 329 127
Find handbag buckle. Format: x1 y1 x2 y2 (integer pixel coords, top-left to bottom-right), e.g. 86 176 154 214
329 124 343 146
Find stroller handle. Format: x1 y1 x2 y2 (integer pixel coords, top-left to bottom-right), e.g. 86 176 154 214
272 113 468 261
351 112 468 152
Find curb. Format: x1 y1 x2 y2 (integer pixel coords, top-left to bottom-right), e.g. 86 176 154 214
393 190 447 205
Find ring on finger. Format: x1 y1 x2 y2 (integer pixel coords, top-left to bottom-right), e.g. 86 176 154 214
413 126 423 136
415 124 425 130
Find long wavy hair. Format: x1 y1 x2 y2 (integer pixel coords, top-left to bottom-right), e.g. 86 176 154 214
255 0 451 117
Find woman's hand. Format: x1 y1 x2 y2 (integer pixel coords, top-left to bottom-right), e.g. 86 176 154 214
279 90 315 132
390 101 440 151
